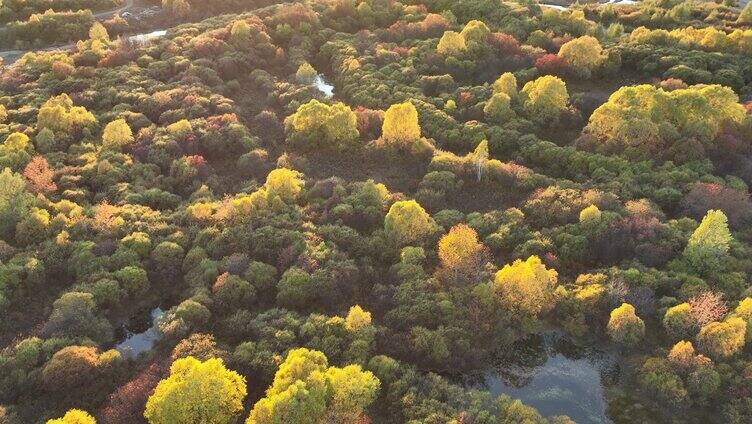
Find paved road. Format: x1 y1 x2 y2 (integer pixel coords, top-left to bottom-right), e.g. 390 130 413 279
94 0 135 19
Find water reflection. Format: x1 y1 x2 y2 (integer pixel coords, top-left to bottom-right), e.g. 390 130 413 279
115 307 165 359
477 332 619 424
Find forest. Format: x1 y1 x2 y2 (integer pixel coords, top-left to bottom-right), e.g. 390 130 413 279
2 0 752 423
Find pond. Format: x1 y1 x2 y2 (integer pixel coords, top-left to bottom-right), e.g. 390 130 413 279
475 332 620 424
127 29 167 45
114 306 165 360
314 75 334 97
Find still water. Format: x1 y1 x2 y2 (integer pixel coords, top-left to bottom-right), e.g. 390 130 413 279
477 332 619 424
314 75 334 97
114 307 165 359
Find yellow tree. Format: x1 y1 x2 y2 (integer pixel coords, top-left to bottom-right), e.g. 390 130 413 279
579 204 601 223
437 31 466 56
246 348 379 424
345 305 372 332
102 119 134 150
607 303 645 346
459 20 491 44
47 409 96 424
698 317 746 359
493 256 558 318
438 224 484 280
264 168 303 203
382 102 421 146
493 72 517 98
296 62 317 84
520 75 569 125
289 99 359 150
89 22 109 42
738 1 752 23
230 20 251 45
472 139 489 182
144 357 247 424
684 209 732 274
558 35 603 78
384 200 434 246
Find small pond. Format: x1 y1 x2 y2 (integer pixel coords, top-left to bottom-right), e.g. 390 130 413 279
114 306 165 359
474 332 620 424
127 29 167 45
314 75 334 97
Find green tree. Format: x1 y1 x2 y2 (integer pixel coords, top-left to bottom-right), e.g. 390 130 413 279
0 167 32 241
47 409 96 424
520 76 569 125
585 84 745 160
230 20 251 45
382 102 421 146
296 62 317 84
43 292 112 343
484 92 514 124
684 210 732 273
607 303 645 346
663 303 696 340
102 119 134 149
384 200 435 246
557 36 603 78
145 357 247 424
494 256 558 318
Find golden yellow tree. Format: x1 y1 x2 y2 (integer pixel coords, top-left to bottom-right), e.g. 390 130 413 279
494 256 557 318
144 357 247 424
382 102 421 146
607 303 645 346
438 224 484 279
520 75 569 125
89 22 109 42
493 72 517 98
345 305 372 332
384 200 434 246
47 409 96 424
698 317 746 359
437 31 466 56
102 119 134 150
558 35 603 78
264 168 303 203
